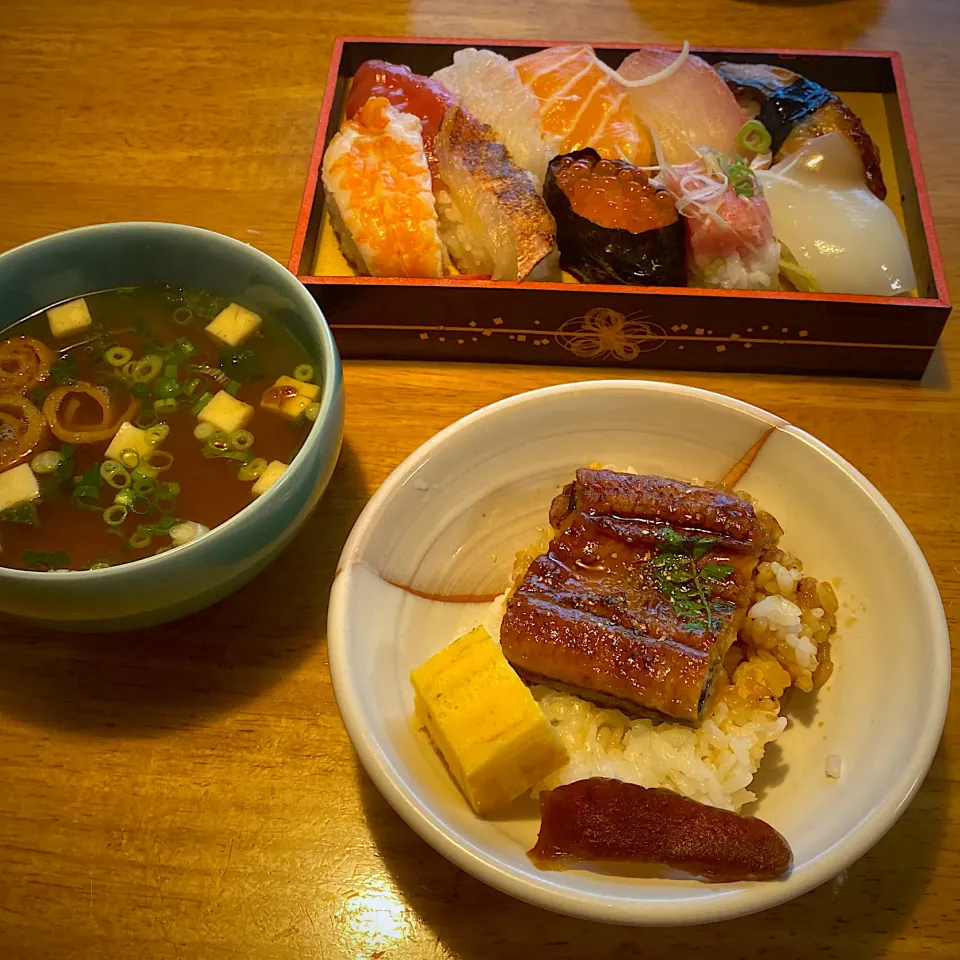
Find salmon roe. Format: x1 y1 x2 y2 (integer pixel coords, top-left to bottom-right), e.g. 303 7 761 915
554 154 677 234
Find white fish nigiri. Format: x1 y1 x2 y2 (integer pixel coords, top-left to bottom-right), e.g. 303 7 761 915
321 96 444 279
433 48 556 187
619 48 747 164
758 132 916 296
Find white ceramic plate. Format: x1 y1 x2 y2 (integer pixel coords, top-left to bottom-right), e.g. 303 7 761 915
328 381 949 925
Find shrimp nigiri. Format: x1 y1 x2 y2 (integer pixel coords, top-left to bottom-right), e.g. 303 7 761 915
321 96 445 279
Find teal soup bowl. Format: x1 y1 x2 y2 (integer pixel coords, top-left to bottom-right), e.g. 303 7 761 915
0 223 344 630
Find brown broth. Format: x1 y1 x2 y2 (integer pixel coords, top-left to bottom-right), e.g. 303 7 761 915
0 285 314 571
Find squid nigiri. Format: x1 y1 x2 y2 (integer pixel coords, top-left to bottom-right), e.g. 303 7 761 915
514 45 656 167
618 48 747 164
757 132 915 296
321 96 445 279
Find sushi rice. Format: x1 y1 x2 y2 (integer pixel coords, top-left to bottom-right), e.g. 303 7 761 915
488 478 839 812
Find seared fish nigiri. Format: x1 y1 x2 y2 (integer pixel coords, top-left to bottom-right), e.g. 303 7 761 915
434 105 558 281
499 469 782 723
714 61 886 200
321 96 445 279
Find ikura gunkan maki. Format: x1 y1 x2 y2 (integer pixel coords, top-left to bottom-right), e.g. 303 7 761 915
544 149 686 286
0 285 320 571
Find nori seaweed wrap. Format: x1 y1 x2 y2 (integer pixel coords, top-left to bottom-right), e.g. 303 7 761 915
715 62 886 200
544 149 686 287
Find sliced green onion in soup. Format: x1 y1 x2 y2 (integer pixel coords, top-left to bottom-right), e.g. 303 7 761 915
154 398 177 411
172 307 193 325
193 421 216 441
100 460 131 488
132 355 163 383
73 484 102 510
145 423 170 445
294 364 314 382
119 448 140 470
129 529 153 549
238 457 267 482
105 346 134 367
31 450 63 475
103 504 128 526
175 338 197 357
228 429 254 451
305 402 320 422
226 379 241 396
142 449 174 473
191 391 214 415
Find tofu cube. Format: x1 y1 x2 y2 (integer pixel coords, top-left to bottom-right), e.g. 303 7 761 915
205 302 262 347
197 390 254 434
260 375 320 421
410 626 568 815
251 460 287 497
46 298 92 339
104 422 154 462
0 463 41 513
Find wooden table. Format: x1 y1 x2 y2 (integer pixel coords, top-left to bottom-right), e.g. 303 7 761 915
1 1 957 956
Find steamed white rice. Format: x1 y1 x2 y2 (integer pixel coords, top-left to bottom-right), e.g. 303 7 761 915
495 483 839 813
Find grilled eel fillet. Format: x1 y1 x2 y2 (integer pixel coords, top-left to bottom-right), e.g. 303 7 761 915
499 469 782 723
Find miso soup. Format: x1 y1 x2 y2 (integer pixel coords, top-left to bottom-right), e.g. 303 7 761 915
0 285 319 571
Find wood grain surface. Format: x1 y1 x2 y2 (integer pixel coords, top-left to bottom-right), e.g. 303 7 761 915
0 1 958 957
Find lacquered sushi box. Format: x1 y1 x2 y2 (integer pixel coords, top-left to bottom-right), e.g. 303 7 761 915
288 37 951 379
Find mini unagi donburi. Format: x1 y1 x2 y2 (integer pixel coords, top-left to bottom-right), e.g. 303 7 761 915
499 469 782 723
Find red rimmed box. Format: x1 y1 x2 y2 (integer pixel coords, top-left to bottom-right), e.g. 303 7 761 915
288 37 951 378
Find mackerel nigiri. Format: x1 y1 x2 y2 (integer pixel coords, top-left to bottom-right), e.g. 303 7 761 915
434 106 558 281
321 96 445 279
618 48 747 164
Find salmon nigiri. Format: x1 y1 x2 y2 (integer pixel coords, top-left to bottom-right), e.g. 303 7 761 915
321 97 445 279
514 45 655 167
619 48 747 163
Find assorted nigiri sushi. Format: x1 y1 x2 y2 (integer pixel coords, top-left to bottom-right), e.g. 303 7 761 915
321 96 445 279
433 48 554 187
319 43 916 298
757 132 915 295
618 47 747 163
715 62 886 200
435 106 557 281
544 149 684 285
513 45 656 167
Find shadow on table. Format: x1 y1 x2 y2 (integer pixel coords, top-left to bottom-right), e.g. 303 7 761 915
359 746 949 958
0 439 368 738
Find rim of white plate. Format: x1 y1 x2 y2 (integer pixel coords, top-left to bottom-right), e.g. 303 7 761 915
328 379 950 926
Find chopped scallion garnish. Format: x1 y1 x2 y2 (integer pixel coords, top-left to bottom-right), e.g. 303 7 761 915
31 450 63 475
238 457 267 482
193 421 216 441
226 379 241 396
119 448 140 470
191 391 214 415
103 504 128 526
132 355 163 383
105 346 133 367
305 402 320 422
144 423 170 445
735 119 772 156
293 363 314 383
229 429 254 451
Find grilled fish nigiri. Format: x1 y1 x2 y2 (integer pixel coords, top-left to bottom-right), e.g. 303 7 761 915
499 469 782 724
321 96 445 279
514 45 656 167
618 48 747 163
714 61 886 200
434 105 559 281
